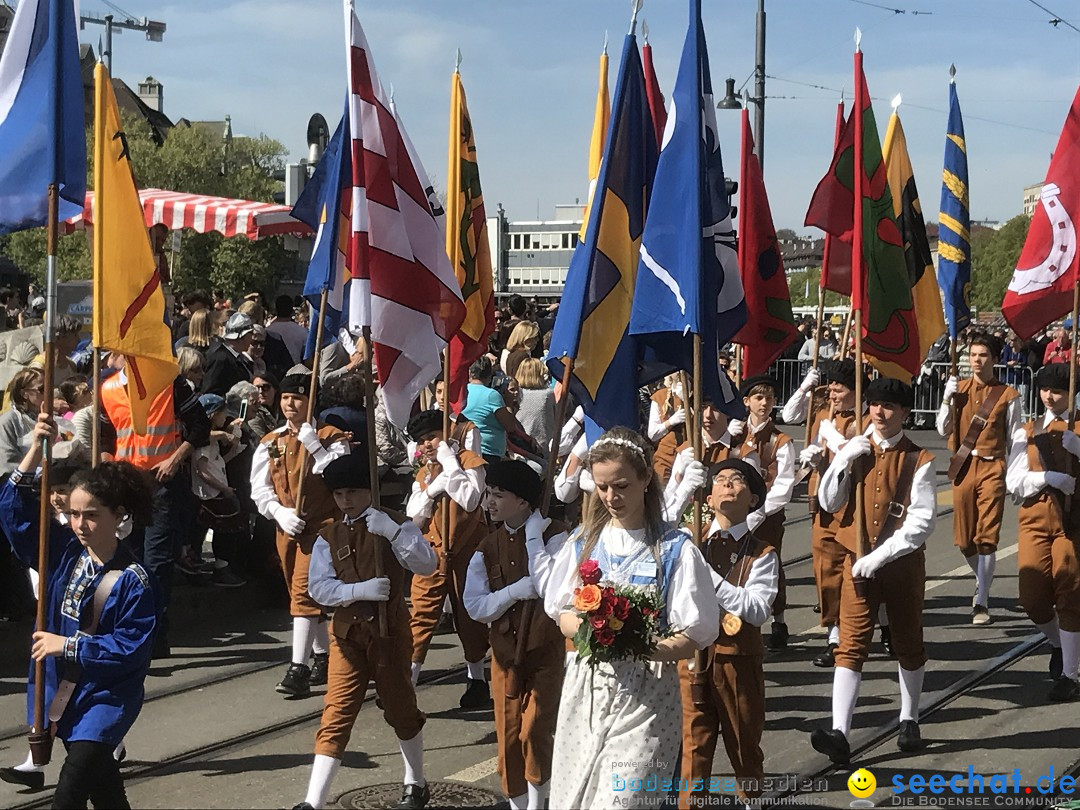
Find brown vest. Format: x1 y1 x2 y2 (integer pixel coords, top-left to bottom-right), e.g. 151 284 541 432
704 528 774 657
322 510 411 638
834 434 934 555
808 407 858 527
416 448 488 555
261 423 347 552
949 378 1019 459
1022 412 1080 538
477 519 569 668
732 419 791 487
651 388 686 483
451 417 477 448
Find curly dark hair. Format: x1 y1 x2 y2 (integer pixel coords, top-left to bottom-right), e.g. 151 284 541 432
69 461 155 526
319 370 366 410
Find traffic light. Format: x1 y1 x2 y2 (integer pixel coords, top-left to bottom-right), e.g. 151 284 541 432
271 162 306 207
724 178 738 220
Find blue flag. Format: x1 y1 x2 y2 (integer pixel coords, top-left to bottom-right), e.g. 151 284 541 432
292 102 352 360
0 0 86 234
938 80 971 339
628 0 745 416
546 33 659 438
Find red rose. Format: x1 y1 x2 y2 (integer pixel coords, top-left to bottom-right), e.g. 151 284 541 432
614 596 631 620
594 597 614 619
602 586 616 599
590 615 608 631
595 626 616 646
579 559 602 585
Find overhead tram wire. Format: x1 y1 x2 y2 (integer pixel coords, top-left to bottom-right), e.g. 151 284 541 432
843 0 934 15
1025 0 1080 33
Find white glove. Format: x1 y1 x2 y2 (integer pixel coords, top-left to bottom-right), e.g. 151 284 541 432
667 408 687 428
352 577 391 602
727 419 746 439
942 376 959 402
800 367 821 392
271 505 306 536
817 419 845 453
425 472 448 500
365 509 401 540
852 547 889 579
679 460 708 492
834 435 872 468
1045 472 1076 496
580 468 595 493
524 509 551 540
297 422 323 455
677 445 695 466
799 445 824 467
1062 430 1080 460
435 440 461 471
506 576 539 601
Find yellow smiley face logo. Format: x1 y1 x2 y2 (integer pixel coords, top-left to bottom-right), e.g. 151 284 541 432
848 768 876 798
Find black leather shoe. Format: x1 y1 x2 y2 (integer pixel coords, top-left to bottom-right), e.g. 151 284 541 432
897 720 925 752
309 653 329 686
1050 646 1064 680
810 728 850 765
879 625 894 657
0 767 44 790
459 678 492 710
767 622 789 650
1049 676 1080 702
812 644 838 668
276 663 311 697
396 781 431 809
290 804 315 810
151 631 170 660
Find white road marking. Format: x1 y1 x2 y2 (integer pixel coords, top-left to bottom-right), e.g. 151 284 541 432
447 755 499 783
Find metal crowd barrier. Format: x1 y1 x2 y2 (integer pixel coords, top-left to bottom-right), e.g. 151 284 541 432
766 358 1041 425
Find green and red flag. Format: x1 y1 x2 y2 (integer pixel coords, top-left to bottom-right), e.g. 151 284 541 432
732 109 797 376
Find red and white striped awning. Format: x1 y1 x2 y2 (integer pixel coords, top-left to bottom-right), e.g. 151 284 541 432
62 188 312 240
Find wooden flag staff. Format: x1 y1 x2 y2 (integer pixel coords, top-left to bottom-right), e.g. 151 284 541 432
361 326 390 651
293 289 329 516
851 31 869 596
1066 276 1079 513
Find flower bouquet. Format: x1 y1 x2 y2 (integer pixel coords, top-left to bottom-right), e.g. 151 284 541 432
571 559 668 664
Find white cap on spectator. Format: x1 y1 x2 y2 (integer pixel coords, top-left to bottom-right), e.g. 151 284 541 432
223 312 255 340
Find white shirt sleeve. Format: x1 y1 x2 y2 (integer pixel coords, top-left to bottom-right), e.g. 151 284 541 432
250 436 281 520
1006 426 1047 499
558 406 584 457
936 396 953 437
387 517 439 575
781 386 810 425
817 449 854 514
554 434 588 503
666 539 721 649
310 438 350 475
463 427 482 457
542 535 583 622
463 550 517 623
526 529 569 599
713 550 778 627
445 461 485 513
760 440 796 517
1005 397 1023 442
647 400 669 443
308 536 370 607
405 479 435 520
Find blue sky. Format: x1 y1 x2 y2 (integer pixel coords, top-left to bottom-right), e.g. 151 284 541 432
90 0 1079 232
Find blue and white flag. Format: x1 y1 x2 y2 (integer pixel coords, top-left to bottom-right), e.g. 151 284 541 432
628 0 746 416
0 0 86 234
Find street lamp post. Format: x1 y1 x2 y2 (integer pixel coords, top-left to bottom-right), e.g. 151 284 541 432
717 0 767 173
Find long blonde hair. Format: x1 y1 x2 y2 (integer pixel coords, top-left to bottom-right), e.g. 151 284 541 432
187 309 212 348
506 320 540 353
514 357 548 389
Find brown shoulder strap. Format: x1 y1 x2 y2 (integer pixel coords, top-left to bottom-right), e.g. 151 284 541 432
947 383 1008 482
874 449 922 549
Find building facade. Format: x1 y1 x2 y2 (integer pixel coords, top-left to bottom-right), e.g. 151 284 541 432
487 204 583 300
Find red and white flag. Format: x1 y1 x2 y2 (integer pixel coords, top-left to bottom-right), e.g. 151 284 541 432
1002 87 1080 340
344 1 466 427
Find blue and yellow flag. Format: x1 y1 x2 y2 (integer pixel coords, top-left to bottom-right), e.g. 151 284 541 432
938 79 971 339
547 33 658 435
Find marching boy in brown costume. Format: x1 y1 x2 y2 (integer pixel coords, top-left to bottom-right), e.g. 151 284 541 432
405 409 492 707
937 333 1021 624
678 458 778 808
1006 363 1080 701
463 460 569 810
292 453 438 810
810 378 936 763
251 373 349 697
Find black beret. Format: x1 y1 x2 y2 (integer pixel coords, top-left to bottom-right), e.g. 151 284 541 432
50 459 87 488
740 374 779 398
823 358 868 392
486 459 542 508
709 457 767 510
864 376 914 408
321 452 370 491
407 409 443 441
1036 363 1071 392
279 374 311 397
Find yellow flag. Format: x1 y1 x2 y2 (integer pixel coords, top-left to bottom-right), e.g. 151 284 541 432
93 63 178 434
882 110 947 379
580 48 610 239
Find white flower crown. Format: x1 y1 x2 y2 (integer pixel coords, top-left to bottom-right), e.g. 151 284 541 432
589 435 646 462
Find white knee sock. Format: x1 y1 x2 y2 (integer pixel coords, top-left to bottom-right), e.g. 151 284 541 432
527 780 549 810
292 617 317 665
303 754 341 809
1036 617 1062 647
828 624 840 646
1061 629 1080 680
312 621 330 656
466 660 486 681
898 664 925 722
509 793 528 810
399 731 425 786
832 666 862 737
975 553 996 608
411 661 422 686
14 750 42 773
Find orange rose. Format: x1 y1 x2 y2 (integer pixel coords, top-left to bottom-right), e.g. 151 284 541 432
573 584 603 613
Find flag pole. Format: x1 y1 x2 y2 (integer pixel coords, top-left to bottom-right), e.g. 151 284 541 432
1066 275 1079 513
510 355 574 700
293 288 329 516
29 185 60 767
90 350 101 466
838 306 853 360
949 336 960 453
690 333 711 707
851 32 869 595
361 325 389 649
439 348 451 579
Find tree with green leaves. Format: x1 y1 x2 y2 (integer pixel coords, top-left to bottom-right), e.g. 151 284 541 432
970 215 1030 315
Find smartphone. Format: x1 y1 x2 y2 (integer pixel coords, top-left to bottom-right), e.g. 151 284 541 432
239 399 249 421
